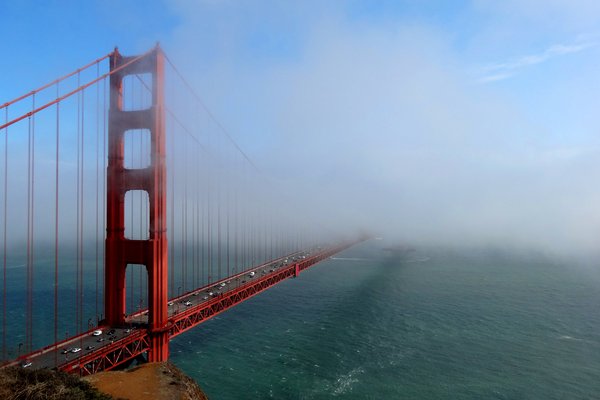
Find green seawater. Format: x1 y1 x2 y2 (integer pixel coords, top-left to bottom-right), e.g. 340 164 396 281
170 241 600 399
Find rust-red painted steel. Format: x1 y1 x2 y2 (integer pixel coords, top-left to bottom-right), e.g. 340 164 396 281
168 243 353 338
0 50 152 132
49 243 358 376
2 242 360 374
104 45 169 362
60 330 150 375
0 53 112 110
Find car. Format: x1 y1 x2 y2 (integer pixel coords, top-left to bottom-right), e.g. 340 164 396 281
202 296 209 300
107 329 115 335
211 292 218 298
249 271 255 277
109 335 117 340
71 348 81 353
226 280 231 284
61 348 71 354
21 361 32 368
85 345 95 350
208 292 214 297
124 329 131 334
220 282 226 287
168 301 174 306
184 301 192 306
241 280 246 283
97 338 105 342
193 292 199 296
92 329 102 336
269 269 274 272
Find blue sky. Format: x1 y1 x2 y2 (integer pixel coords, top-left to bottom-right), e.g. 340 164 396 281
2 0 600 252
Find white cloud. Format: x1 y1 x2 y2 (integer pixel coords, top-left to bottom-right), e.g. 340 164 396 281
164 3 600 255
476 39 597 83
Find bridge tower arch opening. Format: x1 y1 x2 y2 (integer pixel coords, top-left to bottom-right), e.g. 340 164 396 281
105 46 169 362
124 263 149 318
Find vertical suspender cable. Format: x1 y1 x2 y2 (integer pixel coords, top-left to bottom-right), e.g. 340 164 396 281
201 155 205 288
217 132 222 279
31 93 36 351
181 154 185 293
76 72 81 334
233 167 238 276
54 85 60 367
2 107 7 360
192 143 197 290
195 145 200 289
139 79 144 310
102 77 107 321
182 132 187 292
26 113 29 353
95 64 100 322
80 88 85 334
128 78 134 313
170 117 175 296
26 93 35 352
226 167 230 278
207 132 212 284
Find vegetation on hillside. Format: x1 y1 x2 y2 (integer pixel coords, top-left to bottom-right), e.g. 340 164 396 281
0 366 114 400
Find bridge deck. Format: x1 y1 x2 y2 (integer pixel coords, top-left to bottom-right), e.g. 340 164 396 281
5 242 356 375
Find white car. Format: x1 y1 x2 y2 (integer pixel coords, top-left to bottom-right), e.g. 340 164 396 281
21 361 32 368
184 301 192 306
92 330 102 336
220 282 226 287
168 301 174 306
249 271 255 277
71 348 82 353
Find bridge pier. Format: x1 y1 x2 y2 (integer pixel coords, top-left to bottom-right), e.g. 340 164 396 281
294 263 300 277
148 328 170 362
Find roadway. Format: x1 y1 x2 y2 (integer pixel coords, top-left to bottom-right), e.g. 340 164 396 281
11 248 318 371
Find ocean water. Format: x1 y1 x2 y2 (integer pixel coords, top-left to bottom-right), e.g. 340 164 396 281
170 241 600 399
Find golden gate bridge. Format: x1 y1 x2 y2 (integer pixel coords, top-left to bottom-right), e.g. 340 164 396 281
0 45 363 375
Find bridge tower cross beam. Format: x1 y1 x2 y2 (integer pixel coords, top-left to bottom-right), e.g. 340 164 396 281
105 45 169 362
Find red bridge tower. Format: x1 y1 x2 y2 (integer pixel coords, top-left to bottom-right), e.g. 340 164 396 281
104 46 169 362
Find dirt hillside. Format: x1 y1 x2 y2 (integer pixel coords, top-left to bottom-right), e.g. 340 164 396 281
85 362 208 400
